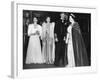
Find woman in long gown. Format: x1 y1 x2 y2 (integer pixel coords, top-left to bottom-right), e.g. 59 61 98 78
26 17 44 64
42 17 55 64
66 15 75 67
66 14 89 67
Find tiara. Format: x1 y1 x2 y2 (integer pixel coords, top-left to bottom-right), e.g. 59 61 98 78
70 13 75 18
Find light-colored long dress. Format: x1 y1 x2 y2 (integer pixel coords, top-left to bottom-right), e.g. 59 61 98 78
66 25 75 67
26 24 44 64
42 22 55 64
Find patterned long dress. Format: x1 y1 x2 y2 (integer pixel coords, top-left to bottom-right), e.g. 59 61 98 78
42 22 55 64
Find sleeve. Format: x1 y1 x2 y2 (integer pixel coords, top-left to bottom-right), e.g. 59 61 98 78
52 22 55 29
38 25 42 37
66 32 70 43
28 24 32 36
41 23 46 39
53 22 55 33
50 22 55 38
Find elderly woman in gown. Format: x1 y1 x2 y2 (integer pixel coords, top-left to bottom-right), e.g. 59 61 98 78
26 17 44 64
42 17 55 64
66 14 89 67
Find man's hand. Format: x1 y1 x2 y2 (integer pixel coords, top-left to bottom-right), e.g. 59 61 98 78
55 38 58 42
63 37 66 41
54 34 58 42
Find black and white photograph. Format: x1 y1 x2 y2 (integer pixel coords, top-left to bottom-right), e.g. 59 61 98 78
11 2 97 78
23 10 91 69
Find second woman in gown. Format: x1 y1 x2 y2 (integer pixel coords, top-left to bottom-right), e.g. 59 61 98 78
26 17 44 64
42 17 55 64
66 15 75 67
66 14 89 67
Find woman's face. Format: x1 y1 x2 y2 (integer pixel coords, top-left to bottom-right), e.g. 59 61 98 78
46 17 50 22
33 17 38 23
69 16 74 23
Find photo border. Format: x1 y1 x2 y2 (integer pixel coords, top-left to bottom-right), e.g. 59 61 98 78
11 1 97 78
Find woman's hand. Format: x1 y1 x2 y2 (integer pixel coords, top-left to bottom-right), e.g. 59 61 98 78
29 31 39 36
36 31 40 35
65 39 69 44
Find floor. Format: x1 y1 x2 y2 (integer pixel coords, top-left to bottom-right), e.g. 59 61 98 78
23 63 64 69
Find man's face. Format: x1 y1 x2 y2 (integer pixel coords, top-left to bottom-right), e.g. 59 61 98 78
60 13 65 20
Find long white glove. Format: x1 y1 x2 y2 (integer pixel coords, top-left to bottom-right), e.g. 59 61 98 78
65 33 69 44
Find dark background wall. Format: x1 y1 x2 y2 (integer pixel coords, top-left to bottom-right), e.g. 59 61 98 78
23 10 91 67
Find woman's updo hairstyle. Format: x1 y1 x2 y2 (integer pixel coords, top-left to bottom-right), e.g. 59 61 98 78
70 13 77 22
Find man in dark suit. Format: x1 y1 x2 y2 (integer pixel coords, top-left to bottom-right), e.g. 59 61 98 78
54 12 68 67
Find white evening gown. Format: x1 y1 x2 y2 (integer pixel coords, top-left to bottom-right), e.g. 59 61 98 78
66 25 75 67
26 24 44 64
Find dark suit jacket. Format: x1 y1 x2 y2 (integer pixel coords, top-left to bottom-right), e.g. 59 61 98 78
54 19 68 42
54 19 70 66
